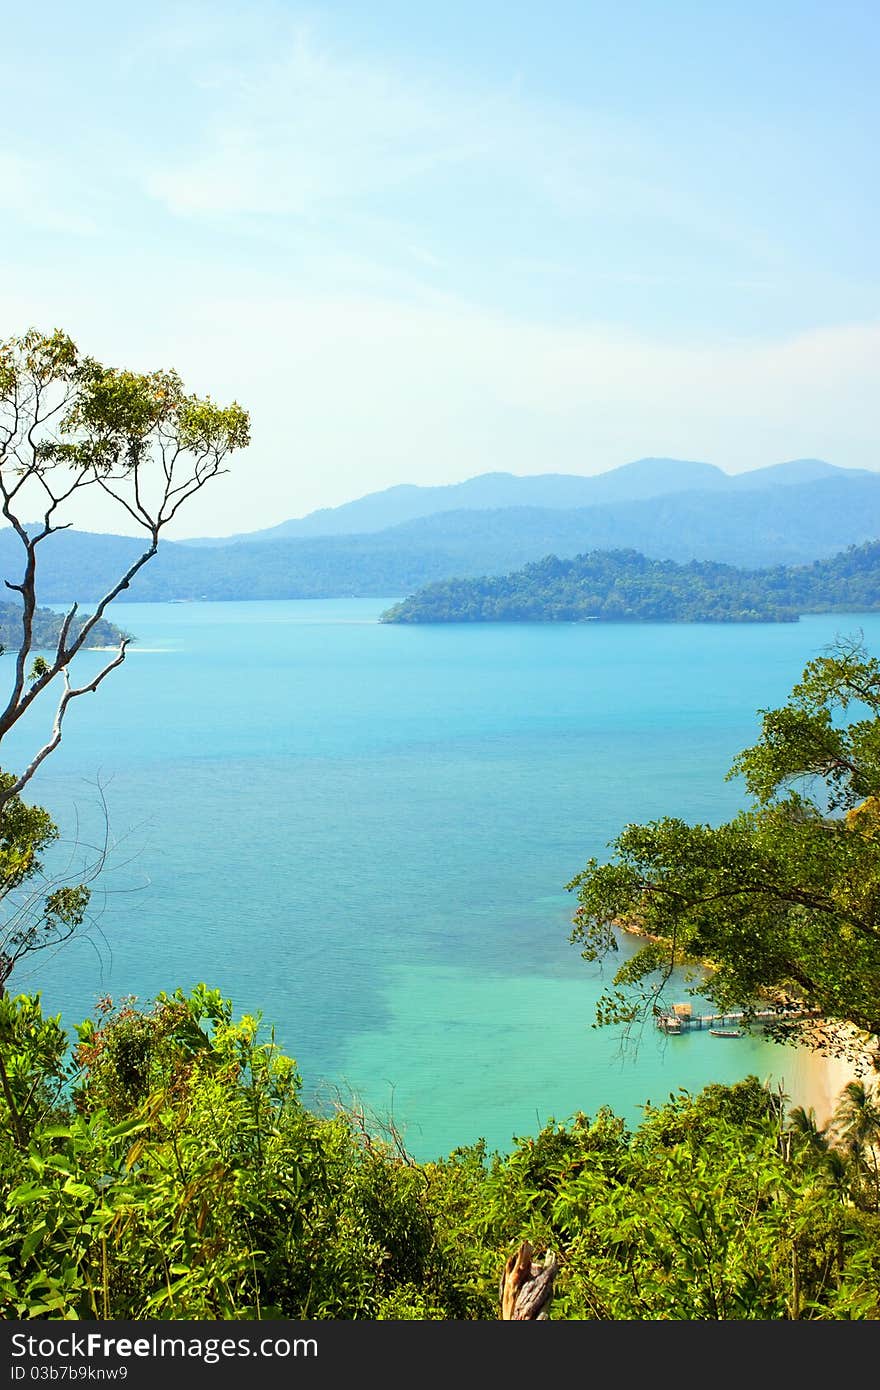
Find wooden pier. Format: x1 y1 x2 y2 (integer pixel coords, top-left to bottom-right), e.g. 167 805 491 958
655 1003 814 1035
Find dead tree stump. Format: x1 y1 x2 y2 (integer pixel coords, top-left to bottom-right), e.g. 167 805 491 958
499 1240 558 1319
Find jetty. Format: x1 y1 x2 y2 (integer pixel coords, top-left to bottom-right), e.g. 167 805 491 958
655 1002 816 1035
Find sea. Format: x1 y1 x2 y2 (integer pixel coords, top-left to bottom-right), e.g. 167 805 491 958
2 600 874 1162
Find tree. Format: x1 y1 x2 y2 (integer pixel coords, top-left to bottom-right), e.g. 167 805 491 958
566 637 880 1064
0 328 249 997
830 1079 880 1210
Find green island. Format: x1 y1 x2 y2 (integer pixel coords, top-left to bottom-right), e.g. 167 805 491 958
0 602 130 653
380 540 880 624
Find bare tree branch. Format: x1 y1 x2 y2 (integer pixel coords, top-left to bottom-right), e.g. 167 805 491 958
4 642 130 804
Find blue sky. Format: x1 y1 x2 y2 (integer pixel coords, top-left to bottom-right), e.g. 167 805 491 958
1 0 878 535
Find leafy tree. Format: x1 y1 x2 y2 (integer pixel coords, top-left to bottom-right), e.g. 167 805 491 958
830 1080 880 1211
0 328 249 1000
566 637 880 1063
1 986 489 1320
0 327 249 807
0 991 68 1152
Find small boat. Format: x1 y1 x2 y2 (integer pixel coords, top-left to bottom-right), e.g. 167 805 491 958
709 1027 745 1038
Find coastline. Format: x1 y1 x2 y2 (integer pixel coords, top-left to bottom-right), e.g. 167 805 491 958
778 1044 859 1128
614 921 876 1127
772 1024 877 1128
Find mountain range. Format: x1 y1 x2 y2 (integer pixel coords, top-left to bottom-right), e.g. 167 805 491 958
5 457 880 604
182 456 865 545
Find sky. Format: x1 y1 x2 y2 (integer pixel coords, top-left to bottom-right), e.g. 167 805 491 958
1 0 878 538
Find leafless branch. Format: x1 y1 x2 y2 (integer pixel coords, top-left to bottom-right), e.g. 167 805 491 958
2 642 129 806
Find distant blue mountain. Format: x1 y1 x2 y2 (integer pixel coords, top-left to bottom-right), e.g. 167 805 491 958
5 467 880 604
727 458 860 489
184 456 865 546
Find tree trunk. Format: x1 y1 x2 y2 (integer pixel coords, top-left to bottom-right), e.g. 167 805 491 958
499 1241 558 1320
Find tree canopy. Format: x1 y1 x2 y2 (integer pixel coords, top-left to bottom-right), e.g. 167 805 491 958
566 636 880 1062
380 542 880 625
1 984 879 1319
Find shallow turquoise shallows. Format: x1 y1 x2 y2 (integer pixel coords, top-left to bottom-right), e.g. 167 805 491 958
3 601 874 1161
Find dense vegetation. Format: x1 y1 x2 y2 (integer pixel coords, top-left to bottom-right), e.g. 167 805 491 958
381 541 880 624
1 986 879 1320
0 602 128 653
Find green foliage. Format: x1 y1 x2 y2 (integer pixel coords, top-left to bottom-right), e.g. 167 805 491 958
0 992 69 1154
0 773 92 1008
0 988 878 1320
829 1081 880 1212
1 988 490 1319
0 333 251 480
567 637 880 1047
381 542 880 625
0 773 58 889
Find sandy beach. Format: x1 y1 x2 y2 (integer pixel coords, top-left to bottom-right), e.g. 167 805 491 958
619 918 877 1128
774 1029 877 1128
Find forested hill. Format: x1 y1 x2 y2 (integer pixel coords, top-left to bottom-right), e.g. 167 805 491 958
0 602 129 651
380 542 880 624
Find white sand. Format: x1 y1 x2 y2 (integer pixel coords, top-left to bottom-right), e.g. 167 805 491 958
776 1027 876 1128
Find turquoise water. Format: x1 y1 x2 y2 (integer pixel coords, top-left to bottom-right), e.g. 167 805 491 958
3 601 875 1160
